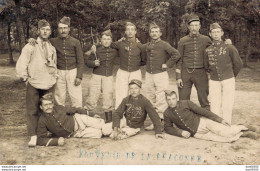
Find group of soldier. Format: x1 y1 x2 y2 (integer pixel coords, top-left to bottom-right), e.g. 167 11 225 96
16 14 259 147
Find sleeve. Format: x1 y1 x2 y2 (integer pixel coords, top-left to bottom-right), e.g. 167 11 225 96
204 49 210 72
187 101 223 123
75 39 85 79
64 106 89 115
112 98 126 128
176 40 184 80
139 43 147 66
37 117 59 146
85 52 96 68
143 98 162 134
165 43 181 68
164 111 184 137
16 44 32 80
111 41 120 50
229 45 243 77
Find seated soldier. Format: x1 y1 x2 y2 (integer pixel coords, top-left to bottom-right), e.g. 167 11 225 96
36 93 105 146
164 90 259 143
101 79 165 140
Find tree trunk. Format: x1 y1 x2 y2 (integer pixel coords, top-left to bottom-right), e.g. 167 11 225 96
244 27 252 68
7 22 14 64
14 0 26 52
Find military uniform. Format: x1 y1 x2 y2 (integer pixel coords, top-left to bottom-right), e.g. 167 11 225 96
176 15 211 109
204 23 243 124
144 38 180 116
52 17 84 108
85 42 117 113
112 33 146 109
164 100 247 142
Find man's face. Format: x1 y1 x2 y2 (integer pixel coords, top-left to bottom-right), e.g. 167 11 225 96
209 28 223 41
166 94 178 108
58 23 70 38
40 100 54 114
129 84 141 98
188 21 201 35
101 35 112 47
125 25 137 39
38 26 51 40
149 27 162 40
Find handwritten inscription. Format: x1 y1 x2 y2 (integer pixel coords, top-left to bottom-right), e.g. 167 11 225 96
78 149 202 162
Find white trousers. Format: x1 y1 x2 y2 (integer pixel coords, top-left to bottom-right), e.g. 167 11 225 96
73 114 105 138
55 69 83 108
209 77 235 124
194 117 247 143
101 117 140 139
145 71 169 117
115 69 142 109
85 74 113 112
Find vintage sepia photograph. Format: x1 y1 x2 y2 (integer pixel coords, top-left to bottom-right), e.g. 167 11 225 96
0 0 259 168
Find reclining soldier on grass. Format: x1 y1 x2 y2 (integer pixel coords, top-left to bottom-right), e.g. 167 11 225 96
164 90 259 143
36 93 105 146
101 79 165 140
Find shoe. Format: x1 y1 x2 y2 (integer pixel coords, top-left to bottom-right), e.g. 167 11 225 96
105 111 112 123
241 131 259 140
28 135 37 147
145 124 154 131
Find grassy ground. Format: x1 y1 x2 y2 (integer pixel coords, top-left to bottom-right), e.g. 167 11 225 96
0 53 259 165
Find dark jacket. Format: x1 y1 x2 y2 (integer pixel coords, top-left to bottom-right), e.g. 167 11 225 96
50 36 84 79
204 40 243 81
112 39 146 72
164 100 223 137
86 46 118 77
112 94 162 134
176 33 212 79
37 105 89 146
144 39 181 74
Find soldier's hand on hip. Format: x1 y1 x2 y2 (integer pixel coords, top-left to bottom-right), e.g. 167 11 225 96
94 60 100 66
181 131 191 138
177 79 183 88
74 78 81 86
28 38 37 46
162 64 167 71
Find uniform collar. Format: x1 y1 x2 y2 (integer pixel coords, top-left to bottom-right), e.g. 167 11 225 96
212 40 223 46
37 37 49 45
189 32 200 38
151 38 161 44
59 35 70 40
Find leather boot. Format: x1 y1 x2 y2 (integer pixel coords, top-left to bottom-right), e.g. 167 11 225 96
105 111 112 123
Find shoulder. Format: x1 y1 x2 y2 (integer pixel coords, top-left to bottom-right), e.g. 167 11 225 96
226 44 238 52
21 44 34 53
178 36 190 44
69 36 80 43
200 35 211 41
160 40 171 46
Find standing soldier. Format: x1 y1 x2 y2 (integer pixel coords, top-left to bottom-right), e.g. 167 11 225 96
52 16 84 108
112 22 146 109
16 19 57 147
28 17 85 108
91 22 145 109
176 14 211 109
204 23 243 124
144 23 180 129
85 30 117 123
